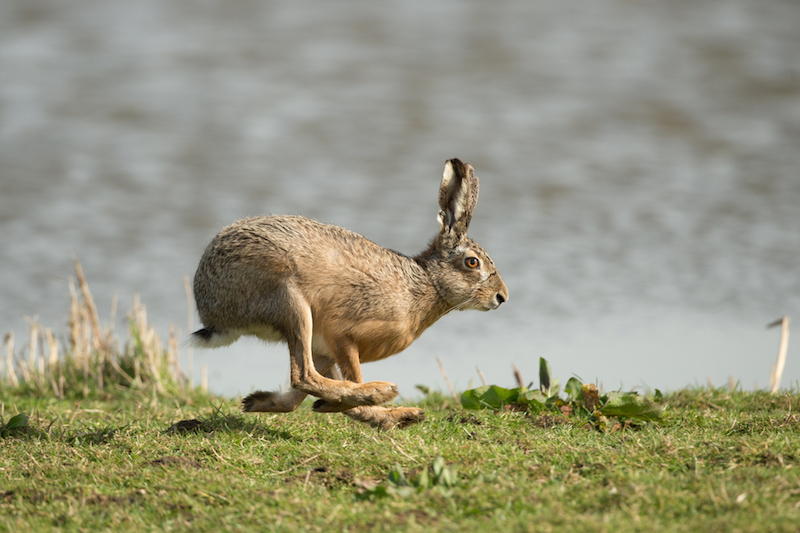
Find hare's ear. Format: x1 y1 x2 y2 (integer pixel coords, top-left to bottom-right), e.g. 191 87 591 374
436 159 479 248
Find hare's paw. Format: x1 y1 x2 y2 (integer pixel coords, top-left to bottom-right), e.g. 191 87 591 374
355 380 399 404
343 406 425 430
312 399 347 413
391 407 425 429
312 380 399 412
242 390 303 412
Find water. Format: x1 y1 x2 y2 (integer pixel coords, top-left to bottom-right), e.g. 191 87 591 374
1 0 799 398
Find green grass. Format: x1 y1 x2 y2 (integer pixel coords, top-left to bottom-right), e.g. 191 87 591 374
2 387 799 532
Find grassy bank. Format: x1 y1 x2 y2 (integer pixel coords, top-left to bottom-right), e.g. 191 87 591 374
2 266 799 532
1 387 799 532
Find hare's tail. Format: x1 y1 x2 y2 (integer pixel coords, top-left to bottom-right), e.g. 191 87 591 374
190 326 240 349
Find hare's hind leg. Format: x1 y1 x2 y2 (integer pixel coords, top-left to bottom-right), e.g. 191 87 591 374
282 287 398 409
343 406 426 430
243 388 307 413
242 354 337 413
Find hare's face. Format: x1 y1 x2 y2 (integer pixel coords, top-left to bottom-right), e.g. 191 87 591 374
431 238 508 312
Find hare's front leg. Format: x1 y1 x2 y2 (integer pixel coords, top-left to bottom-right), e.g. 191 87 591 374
312 337 424 429
284 291 398 409
309 334 399 413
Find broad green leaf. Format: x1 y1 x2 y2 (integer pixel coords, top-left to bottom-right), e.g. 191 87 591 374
443 465 458 488
432 456 445 478
483 385 521 406
518 389 547 407
416 468 430 489
431 456 457 488
550 378 561 397
356 485 391 500
6 413 28 430
599 393 663 421
564 378 582 401
461 385 521 410
461 386 491 409
539 358 552 395
387 465 408 486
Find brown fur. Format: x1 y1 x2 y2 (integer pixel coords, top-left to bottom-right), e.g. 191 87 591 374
192 159 508 429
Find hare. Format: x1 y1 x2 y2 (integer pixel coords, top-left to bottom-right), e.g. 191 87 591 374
191 159 508 429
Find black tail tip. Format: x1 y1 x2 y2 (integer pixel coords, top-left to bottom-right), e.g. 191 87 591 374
192 327 216 342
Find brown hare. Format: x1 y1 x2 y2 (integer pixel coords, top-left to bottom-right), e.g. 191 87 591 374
191 159 508 429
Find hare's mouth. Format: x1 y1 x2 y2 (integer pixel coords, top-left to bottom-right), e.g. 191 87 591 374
462 296 505 312
484 293 506 311
476 301 498 312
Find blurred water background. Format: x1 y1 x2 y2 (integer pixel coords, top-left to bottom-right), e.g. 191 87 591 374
1 0 798 397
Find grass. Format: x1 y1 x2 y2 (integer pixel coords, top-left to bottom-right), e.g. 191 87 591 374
2 265 799 532
1 388 799 532
2 260 192 402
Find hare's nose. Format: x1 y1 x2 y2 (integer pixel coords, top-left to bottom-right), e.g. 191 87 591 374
494 276 509 307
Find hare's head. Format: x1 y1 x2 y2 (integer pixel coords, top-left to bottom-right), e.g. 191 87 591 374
421 159 509 312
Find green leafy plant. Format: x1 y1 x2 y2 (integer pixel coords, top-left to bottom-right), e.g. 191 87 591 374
461 385 550 411
460 358 664 429
0 412 29 438
356 456 459 499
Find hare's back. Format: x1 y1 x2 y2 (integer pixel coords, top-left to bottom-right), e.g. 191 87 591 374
195 215 392 292
225 215 384 261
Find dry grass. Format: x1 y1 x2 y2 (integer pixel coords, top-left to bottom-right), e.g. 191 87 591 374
1 259 192 400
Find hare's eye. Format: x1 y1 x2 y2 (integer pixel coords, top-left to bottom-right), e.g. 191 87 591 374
464 257 480 269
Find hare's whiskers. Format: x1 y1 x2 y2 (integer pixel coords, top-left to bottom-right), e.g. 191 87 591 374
444 297 478 315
